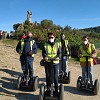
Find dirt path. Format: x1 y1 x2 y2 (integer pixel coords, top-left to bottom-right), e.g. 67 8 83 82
0 41 100 100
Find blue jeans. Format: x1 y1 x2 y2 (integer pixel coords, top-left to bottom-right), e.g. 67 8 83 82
45 62 58 90
81 66 93 86
20 56 34 79
59 56 68 75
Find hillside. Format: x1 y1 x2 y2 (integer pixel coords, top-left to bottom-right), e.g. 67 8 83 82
81 26 100 33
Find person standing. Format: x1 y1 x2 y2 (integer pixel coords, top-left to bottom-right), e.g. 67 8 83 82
0 30 2 40
78 35 97 88
16 31 38 83
59 33 71 77
42 32 61 95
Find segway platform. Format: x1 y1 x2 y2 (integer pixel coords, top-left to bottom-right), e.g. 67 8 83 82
77 76 99 95
44 93 58 100
17 75 39 91
39 83 64 100
77 56 99 95
58 71 71 84
44 97 58 100
39 58 64 100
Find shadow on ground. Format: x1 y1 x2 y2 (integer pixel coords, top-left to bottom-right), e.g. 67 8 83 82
64 85 94 96
0 68 22 78
0 87 38 100
0 68 39 100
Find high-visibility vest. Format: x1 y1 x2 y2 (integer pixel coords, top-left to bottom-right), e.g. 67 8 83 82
59 40 69 55
20 39 35 57
44 42 59 64
79 43 95 62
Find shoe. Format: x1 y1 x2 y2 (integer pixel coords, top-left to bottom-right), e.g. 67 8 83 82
63 74 67 79
28 78 34 85
50 84 54 97
54 90 58 96
90 86 93 89
59 74 63 79
64 73 67 76
46 88 50 95
81 81 86 87
89 84 93 89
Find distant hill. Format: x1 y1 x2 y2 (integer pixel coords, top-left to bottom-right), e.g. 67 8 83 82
81 26 100 33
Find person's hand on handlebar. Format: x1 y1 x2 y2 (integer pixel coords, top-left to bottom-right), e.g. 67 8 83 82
55 57 59 61
79 54 83 58
44 57 48 61
90 54 94 58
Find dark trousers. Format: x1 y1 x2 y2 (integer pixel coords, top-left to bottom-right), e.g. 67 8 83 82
20 56 34 79
59 56 68 75
45 62 58 90
0 35 2 40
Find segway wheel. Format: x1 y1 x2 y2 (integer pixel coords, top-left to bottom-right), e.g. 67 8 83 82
59 84 64 100
39 83 45 100
93 79 99 95
32 76 39 91
77 76 82 91
67 71 71 84
17 75 22 89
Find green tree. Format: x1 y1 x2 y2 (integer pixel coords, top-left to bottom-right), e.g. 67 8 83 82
41 19 54 29
13 23 21 31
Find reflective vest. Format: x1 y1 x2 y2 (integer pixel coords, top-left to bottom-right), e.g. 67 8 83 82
20 39 35 57
79 43 95 62
44 42 59 64
59 40 69 55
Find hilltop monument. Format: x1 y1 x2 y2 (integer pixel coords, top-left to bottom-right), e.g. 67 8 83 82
27 10 32 22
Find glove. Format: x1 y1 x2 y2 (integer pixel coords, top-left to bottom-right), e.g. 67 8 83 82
44 57 48 61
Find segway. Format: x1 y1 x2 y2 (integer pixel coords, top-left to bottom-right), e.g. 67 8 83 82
77 56 99 95
17 58 39 91
39 58 64 100
58 54 71 84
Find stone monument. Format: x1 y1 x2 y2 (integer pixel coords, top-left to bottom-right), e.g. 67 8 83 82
27 10 32 22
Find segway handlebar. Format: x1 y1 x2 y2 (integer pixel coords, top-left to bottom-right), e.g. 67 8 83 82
83 56 92 58
44 57 59 61
82 55 99 59
48 57 59 61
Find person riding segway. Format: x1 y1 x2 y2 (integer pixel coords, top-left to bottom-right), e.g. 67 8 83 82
77 35 99 95
39 32 64 100
16 31 39 91
58 33 71 84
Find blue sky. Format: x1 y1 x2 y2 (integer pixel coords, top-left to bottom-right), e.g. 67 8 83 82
0 0 100 32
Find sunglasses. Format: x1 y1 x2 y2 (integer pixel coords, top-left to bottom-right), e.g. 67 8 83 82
49 37 54 39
